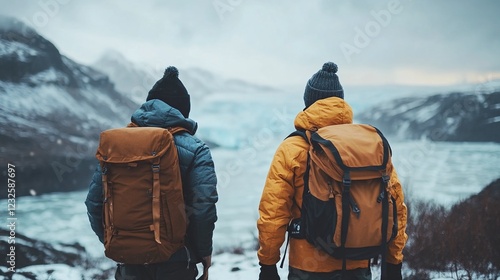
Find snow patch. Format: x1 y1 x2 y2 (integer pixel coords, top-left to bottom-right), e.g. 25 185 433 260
384 98 427 117
26 67 67 84
12 264 85 279
487 116 500 124
414 102 440 123
0 39 38 61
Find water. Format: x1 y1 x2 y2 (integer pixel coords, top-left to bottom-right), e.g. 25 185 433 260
389 140 500 205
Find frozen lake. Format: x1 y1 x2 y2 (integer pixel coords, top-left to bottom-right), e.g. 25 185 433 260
4 140 500 257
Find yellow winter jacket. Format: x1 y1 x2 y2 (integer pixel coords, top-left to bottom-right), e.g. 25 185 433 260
257 97 408 272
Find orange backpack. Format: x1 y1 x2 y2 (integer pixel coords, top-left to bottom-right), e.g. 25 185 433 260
96 125 187 264
286 124 398 275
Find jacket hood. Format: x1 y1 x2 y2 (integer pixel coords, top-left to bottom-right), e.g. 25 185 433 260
131 99 198 134
294 97 353 130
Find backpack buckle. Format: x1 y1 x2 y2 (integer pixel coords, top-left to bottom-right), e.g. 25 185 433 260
152 164 160 173
342 171 351 188
382 174 390 183
342 177 351 187
342 178 351 190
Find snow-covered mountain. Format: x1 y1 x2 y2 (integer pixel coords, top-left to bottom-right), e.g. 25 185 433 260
91 50 150 105
0 16 137 197
357 91 500 142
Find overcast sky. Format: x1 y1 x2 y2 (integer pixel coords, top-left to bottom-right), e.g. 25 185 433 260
1 0 500 87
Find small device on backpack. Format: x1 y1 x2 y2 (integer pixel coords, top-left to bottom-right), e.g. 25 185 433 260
287 218 306 239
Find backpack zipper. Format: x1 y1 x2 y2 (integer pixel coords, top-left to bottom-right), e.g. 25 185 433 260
328 179 334 199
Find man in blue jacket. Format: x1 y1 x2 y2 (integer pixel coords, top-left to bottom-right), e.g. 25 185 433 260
85 66 218 280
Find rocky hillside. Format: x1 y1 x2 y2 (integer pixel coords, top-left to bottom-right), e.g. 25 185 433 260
0 229 114 279
405 178 500 277
0 16 137 197
357 91 500 142
446 178 500 268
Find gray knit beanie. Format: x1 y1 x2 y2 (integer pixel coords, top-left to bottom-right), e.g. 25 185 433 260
303 62 344 108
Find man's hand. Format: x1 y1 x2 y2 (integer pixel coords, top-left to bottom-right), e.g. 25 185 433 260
259 263 280 280
197 255 212 280
384 262 403 280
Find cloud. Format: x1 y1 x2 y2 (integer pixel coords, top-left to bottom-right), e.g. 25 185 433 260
1 0 499 87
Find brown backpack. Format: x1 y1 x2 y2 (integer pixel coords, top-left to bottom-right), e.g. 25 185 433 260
95 125 187 264
286 124 397 276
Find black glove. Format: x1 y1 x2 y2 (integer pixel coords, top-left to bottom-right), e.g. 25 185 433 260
259 263 280 280
385 262 403 280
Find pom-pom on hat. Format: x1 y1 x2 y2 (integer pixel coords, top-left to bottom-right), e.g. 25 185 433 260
146 66 191 118
303 62 344 108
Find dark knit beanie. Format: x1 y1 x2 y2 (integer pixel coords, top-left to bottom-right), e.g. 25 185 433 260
146 66 190 118
303 62 344 108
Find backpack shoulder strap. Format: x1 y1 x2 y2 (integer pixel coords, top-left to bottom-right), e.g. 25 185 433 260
168 126 190 135
286 130 308 143
126 123 190 136
285 129 311 196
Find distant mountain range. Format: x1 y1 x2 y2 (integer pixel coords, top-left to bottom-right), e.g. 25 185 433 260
91 49 277 107
1 15 499 198
357 91 500 142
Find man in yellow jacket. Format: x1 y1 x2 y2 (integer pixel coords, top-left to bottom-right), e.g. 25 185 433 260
257 62 407 280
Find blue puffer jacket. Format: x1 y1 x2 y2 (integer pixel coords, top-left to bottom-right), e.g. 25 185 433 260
85 99 218 263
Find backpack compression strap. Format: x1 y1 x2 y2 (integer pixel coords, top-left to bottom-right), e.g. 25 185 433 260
151 157 162 244
101 164 114 246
